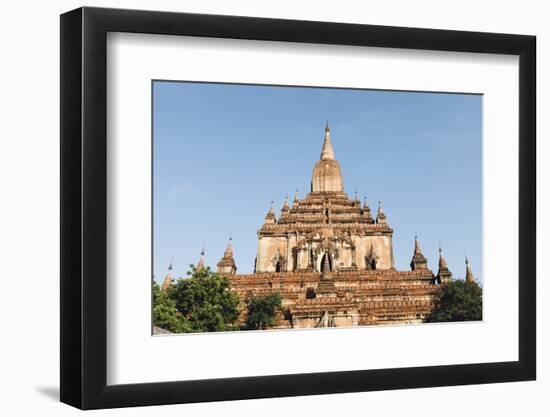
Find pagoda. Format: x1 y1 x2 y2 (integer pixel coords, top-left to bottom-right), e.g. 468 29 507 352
211 123 470 328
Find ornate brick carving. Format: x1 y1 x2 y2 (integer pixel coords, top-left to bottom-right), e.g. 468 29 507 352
215 124 451 328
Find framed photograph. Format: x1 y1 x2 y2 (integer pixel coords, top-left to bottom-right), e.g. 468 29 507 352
60 6 536 410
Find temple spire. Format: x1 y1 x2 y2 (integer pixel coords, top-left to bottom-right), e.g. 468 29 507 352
376 201 387 224
293 189 299 205
264 201 276 224
465 255 475 283
414 234 421 255
311 124 344 192
436 245 453 284
217 237 237 275
224 237 233 257
196 246 205 270
410 235 428 270
320 122 335 160
438 245 449 270
161 258 174 290
281 194 290 213
362 195 373 223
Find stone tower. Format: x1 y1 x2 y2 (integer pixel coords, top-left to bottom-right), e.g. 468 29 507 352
311 123 344 193
254 124 395 273
217 238 237 275
436 246 453 284
218 123 461 329
410 235 428 270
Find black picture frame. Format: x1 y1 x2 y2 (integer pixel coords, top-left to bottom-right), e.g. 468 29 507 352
60 6 536 410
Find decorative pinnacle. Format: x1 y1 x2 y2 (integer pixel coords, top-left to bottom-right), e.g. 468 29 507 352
282 195 290 210
465 253 475 282
414 234 422 255
320 123 335 160
197 245 206 269
265 201 276 223
224 237 234 257
438 245 449 270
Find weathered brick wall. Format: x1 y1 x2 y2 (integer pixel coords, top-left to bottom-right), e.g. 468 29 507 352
226 269 439 329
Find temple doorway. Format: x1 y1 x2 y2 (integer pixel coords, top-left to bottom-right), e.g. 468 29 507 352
365 257 377 270
275 258 283 272
320 252 333 272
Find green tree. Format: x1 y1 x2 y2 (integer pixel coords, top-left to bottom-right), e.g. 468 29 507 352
426 280 482 323
244 293 282 330
152 282 192 333
169 265 240 332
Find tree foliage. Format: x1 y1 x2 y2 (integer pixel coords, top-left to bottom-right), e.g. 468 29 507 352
152 281 192 333
153 265 240 333
426 280 482 323
244 293 282 330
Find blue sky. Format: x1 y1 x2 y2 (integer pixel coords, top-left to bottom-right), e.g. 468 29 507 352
153 81 482 283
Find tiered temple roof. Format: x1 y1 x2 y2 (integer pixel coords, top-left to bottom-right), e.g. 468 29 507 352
268 192 390 232
260 124 389 237
209 123 476 328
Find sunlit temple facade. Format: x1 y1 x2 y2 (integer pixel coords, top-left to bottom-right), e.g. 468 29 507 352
165 124 476 329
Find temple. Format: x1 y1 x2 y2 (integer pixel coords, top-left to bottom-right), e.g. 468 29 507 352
254 124 395 275
167 124 476 329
